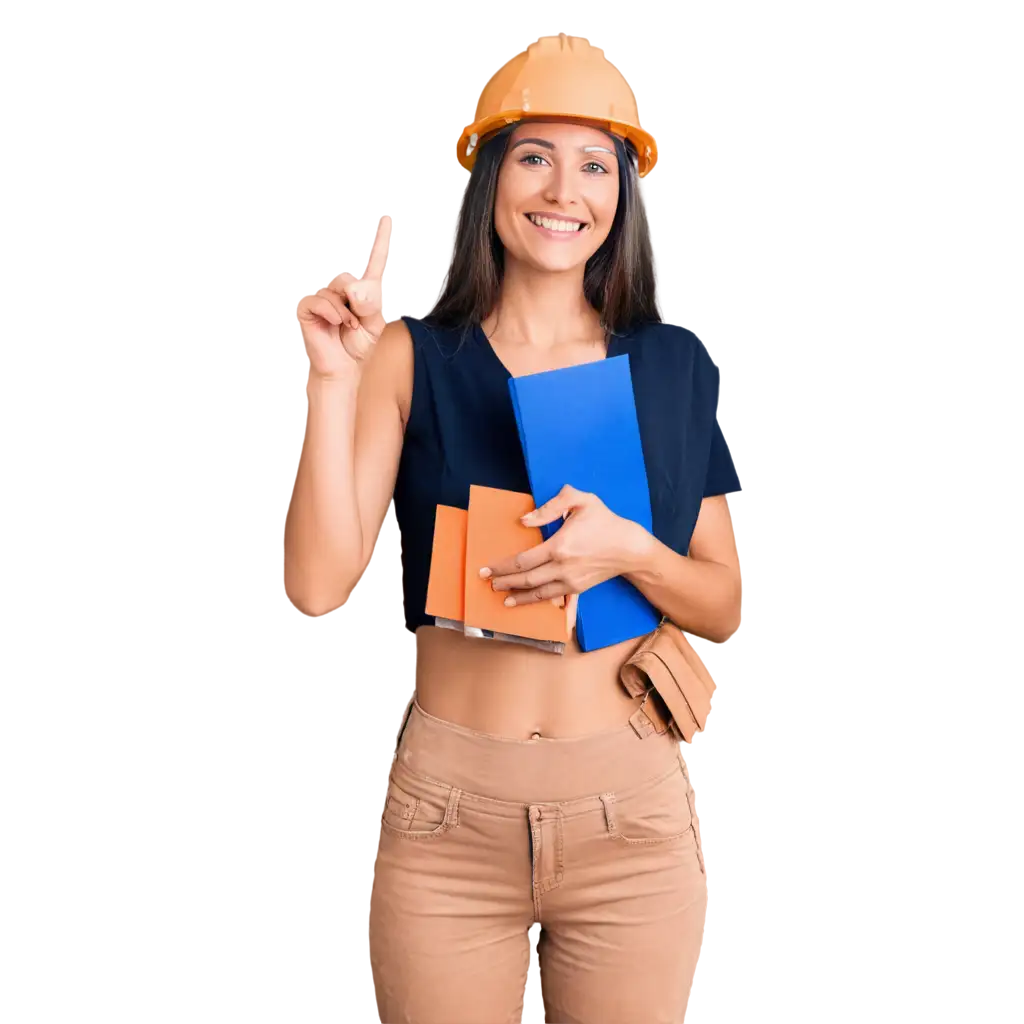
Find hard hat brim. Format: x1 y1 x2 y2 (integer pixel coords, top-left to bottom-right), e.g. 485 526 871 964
457 111 658 177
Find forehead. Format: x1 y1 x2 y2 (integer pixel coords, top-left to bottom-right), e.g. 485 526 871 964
508 120 617 149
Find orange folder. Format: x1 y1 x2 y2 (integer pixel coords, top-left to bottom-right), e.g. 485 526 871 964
424 505 468 622
463 485 569 643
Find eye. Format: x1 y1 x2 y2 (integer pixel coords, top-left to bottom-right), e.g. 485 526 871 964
520 152 549 167
584 161 609 174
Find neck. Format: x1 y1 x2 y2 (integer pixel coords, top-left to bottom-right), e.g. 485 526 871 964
484 257 603 351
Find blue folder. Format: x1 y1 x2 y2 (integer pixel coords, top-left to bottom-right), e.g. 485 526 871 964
508 355 661 651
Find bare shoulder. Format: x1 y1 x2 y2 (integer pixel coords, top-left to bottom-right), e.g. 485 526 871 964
361 318 414 425
370 316 414 361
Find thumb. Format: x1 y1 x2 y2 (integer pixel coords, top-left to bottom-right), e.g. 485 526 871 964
565 592 579 635
342 277 383 323
521 485 581 527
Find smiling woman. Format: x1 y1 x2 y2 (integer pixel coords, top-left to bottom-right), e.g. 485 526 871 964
428 117 659 338
285 31 742 1024
500 125 620 258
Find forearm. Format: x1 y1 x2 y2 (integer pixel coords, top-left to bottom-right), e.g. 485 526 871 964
620 525 741 643
284 370 365 614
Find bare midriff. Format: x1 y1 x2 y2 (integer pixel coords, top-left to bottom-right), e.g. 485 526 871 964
413 624 644 740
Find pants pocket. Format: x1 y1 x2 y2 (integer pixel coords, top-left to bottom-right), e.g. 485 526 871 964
604 762 694 846
380 760 463 841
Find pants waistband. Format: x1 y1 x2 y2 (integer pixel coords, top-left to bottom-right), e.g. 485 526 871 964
394 696 682 804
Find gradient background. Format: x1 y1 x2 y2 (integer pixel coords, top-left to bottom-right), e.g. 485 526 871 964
2 2 1020 1021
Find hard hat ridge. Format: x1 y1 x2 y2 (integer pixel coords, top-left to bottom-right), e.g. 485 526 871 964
457 34 658 177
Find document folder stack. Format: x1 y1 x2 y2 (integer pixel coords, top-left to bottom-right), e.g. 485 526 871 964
425 485 570 653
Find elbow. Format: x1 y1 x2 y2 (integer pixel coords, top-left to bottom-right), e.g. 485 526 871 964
283 549 365 617
284 573 354 618
711 613 740 643
716 577 741 638
299 593 346 614
700 573 741 643
288 589 352 618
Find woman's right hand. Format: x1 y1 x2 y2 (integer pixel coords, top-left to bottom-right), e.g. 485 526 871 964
296 215 392 380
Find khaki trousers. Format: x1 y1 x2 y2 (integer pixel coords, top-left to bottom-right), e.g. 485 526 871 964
369 697 708 1024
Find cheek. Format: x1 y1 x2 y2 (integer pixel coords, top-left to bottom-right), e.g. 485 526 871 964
587 183 620 233
589 190 618 232
493 175 525 247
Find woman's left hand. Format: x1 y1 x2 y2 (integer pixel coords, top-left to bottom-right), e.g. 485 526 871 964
480 484 650 607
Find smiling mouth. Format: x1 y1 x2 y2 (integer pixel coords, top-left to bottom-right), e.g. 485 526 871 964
525 212 588 233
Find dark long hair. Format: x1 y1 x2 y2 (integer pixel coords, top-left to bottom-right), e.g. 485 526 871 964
427 122 661 338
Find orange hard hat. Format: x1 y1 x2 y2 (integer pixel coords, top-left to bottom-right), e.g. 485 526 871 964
457 34 658 177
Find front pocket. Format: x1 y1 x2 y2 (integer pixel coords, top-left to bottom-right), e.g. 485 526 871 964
379 764 462 840
605 763 694 845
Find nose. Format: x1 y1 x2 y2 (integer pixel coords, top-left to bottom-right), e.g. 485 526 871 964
541 160 580 212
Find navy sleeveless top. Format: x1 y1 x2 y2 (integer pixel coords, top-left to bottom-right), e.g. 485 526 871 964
392 316 741 634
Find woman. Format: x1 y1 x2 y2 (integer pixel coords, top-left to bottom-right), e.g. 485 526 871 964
285 34 742 1024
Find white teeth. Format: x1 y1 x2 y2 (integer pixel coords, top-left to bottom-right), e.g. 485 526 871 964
527 213 584 232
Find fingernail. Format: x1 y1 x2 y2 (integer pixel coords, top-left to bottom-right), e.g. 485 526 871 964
479 567 492 579
504 596 515 607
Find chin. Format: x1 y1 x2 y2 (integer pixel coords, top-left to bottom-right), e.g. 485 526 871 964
498 217 603 274
520 235 598 274
518 243 594 274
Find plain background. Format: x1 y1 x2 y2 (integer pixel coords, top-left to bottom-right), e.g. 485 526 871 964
0 9 1019 1024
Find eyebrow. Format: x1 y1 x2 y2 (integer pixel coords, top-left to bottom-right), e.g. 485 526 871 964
510 137 615 155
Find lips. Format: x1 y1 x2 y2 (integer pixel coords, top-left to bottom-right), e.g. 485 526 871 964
524 213 589 237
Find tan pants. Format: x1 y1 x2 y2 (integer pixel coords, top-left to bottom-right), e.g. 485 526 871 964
369 697 708 1024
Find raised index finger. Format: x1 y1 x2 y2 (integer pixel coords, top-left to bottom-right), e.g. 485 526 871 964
363 215 392 279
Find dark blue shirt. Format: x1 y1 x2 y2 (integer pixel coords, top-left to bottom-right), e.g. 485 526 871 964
393 316 741 634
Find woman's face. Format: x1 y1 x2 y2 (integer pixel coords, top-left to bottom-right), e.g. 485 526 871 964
493 120 621 274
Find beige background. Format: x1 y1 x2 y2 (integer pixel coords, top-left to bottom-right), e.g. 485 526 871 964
0 9 1019 1024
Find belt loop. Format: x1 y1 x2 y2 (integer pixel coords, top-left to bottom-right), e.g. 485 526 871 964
394 692 416 755
443 786 462 829
628 702 656 739
628 684 670 739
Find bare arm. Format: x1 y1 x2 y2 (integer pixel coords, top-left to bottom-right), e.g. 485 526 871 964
484 487 741 644
621 495 741 642
282 215 413 616
284 318 412 615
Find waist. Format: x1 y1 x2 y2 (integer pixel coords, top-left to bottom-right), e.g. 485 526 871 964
397 697 681 804
414 624 641 737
